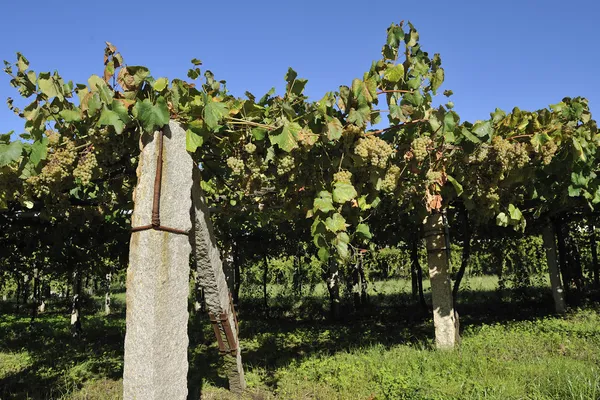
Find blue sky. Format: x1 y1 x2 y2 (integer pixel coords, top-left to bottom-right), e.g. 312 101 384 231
1 0 598 135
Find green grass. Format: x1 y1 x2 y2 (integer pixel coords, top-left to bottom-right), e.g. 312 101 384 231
1 276 599 399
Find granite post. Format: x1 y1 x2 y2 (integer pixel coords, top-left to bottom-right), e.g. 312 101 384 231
123 122 193 400
191 168 247 393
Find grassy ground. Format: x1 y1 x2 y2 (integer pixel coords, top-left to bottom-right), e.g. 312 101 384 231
1 276 599 399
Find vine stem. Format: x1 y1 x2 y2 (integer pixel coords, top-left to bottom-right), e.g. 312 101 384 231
228 118 276 131
364 118 427 136
376 89 414 95
508 134 533 141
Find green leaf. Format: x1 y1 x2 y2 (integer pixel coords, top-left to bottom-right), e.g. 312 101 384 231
111 100 131 124
16 53 29 72
496 212 508 227
460 127 481 144
572 137 586 161
472 120 493 139
98 108 125 134
446 175 463 196
508 204 523 222
313 191 335 213
59 108 82 122
568 186 582 197
269 121 301 152
252 128 267 141
335 232 350 260
191 58 202 66
38 72 63 99
430 68 444 94
333 182 357 204
317 247 330 262
383 64 404 83
351 78 377 104
0 141 23 166
29 137 48 166
326 118 343 141
133 97 170 133
325 213 347 232
186 129 204 152
347 105 370 127
153 77 168 92
203 100 228 130
356 223 372 239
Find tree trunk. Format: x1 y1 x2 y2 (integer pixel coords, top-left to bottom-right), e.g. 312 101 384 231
591 222 600 289
104 272 112 315
423 212 457 350
452 210 471 303
30 268 39 322
262 255 269 315
71 270 83 337
352 256 361 308
411 238 427 311
359 256 367 305
555 219 571 296
325 258 340 320
542 223 566 313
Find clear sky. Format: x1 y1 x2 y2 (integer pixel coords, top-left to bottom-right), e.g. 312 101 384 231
1 0 598 135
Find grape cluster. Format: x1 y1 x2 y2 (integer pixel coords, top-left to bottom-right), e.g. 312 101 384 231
73 151 98 186
0 165 21 207
342 125 362 137
27 140 77 197
244 142 257 154
276 155 295 176
46 130 60 146
381 165 401 193
333 170 352 184
410 137 432 163
491 137 530 170
512 142 530 169
426 169 443 184
491 137 512 168
354 136 393 169
226 157 245 175
467 144 490 164
540 140 558 165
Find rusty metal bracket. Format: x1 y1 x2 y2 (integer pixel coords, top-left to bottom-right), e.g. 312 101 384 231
131 130 189 236
209 304 239 356
209 312 228 354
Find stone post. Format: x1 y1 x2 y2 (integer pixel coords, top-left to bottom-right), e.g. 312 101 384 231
123 122 193 400
191 168 247 393
423 212 457 349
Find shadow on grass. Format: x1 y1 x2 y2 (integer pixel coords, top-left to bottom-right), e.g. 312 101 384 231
0 284 581 399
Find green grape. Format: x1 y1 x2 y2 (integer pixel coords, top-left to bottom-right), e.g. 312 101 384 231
73 151 98 186
354 136 393 169
27 140 77 197
276 155 295 176
540 140 557 165
491 137 511 169
426 169 443 184
46 130 60 146
333 170 352 184
512 142 530 168
244 142 257 154
226 157 245 175
410 137 432 163
381 165 401 193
